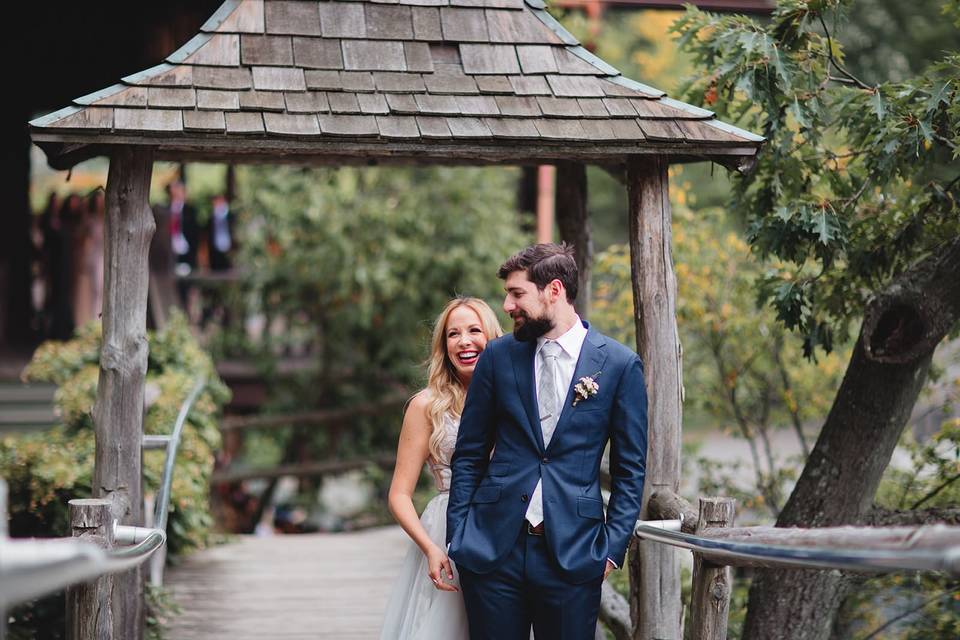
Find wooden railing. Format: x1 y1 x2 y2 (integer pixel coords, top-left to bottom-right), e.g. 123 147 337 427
599 490 960 640
0 377 206 640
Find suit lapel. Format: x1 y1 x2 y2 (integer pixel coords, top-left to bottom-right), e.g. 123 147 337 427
546 328 608 453
510 338 545 452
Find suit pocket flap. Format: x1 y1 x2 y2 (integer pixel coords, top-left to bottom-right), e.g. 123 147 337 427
577 496 605 520
487 461 510 477
472 486 502 504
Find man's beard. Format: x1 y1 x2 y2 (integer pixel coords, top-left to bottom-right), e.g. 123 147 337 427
512 311 553 342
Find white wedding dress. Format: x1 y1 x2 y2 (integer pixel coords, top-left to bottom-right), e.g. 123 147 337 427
379 413 469 639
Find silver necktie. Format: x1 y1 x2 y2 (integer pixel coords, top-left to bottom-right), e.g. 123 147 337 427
538 340 562 447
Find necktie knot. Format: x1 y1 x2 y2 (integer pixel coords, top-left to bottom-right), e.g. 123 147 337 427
541 340 562 360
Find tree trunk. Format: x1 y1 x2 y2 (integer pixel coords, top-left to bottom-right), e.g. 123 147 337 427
743 236 960 640
555 160 593 320
94 146 155 640
626 156 683 640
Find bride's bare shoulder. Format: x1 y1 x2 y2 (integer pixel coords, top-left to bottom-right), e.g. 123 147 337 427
406 389 433 415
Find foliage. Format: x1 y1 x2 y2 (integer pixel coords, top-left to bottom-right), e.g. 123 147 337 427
837 415 960 639
1 312 229 638
215 165 523 464
146 584 184 640
671 0 960 360
592 204 847 518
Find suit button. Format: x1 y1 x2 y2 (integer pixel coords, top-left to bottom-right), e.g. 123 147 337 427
542 457 549 463
521 494 528 502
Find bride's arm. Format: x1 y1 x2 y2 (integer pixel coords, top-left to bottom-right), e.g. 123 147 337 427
387 391 457 591
387 391 436 555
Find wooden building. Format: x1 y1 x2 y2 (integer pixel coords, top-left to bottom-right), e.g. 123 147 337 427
28 1 762 638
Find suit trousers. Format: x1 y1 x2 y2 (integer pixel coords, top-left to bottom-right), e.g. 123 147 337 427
458 523 603 640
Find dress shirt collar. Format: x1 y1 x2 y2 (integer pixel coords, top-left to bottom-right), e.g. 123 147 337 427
536 315 587 360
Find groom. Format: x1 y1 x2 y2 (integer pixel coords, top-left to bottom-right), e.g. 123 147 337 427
446 243 648 639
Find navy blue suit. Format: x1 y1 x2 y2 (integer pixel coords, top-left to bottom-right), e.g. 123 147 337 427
446 322 648 638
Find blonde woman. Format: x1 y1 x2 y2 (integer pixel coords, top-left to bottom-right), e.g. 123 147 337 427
380 297 503 640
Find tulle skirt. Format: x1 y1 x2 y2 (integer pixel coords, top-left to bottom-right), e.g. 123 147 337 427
379 493 469 640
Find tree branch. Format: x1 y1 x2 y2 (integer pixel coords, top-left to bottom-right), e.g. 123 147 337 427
817 13 873 91
861 588 958 640
911 472 960 510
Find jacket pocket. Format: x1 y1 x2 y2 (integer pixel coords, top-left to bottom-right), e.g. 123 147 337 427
487 461 510 477
472 485 502 504
577 496 605 520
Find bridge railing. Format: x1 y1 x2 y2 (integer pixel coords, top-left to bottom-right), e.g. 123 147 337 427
0 376 206 640
599 491 960 640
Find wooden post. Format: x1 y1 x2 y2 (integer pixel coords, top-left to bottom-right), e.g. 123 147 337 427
67 499 115 640
626 155 683 639
536 164 555 243
555 160 593 320
690 498 735 640
94 146 155 640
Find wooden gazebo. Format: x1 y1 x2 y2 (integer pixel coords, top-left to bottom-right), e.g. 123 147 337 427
29 1 762 638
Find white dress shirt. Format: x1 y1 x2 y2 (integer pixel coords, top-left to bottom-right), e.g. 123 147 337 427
525 316 588 526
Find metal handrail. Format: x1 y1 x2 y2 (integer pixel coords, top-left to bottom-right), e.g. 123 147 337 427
0 376 207 609
634 520 960 576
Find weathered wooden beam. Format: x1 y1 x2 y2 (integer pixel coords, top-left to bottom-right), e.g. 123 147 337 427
626 155 683 640
94 146 155 640
703 523 960 550
210 454 396 485
599 581 633 640
66 499 114 640
555 160 593 320
31 131 761 168
690 497 735 640
648 490 698 533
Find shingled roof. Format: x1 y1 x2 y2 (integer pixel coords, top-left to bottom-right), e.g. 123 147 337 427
30 0 763 169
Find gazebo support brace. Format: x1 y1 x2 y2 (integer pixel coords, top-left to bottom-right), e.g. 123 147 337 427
93 146 155 640
626 155 684 640
555 161 593 320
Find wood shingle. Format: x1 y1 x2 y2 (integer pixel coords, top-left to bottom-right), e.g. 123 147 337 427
30 0 763 169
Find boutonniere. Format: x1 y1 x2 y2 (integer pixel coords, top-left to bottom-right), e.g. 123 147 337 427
572 371 602 407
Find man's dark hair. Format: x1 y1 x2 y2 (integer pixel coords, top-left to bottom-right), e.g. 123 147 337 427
497 243 578 303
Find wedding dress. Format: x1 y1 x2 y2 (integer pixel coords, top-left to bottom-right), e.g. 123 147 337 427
379 413 469 639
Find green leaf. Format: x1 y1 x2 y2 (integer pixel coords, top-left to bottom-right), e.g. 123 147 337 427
925 81 952 111
871 89 885 121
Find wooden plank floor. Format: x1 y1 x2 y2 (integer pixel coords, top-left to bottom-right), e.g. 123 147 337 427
166 526 409 639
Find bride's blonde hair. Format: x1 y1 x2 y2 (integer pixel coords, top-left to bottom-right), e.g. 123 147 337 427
425 297 503 462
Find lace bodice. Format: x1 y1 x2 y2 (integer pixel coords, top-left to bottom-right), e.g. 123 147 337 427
426 412 459 493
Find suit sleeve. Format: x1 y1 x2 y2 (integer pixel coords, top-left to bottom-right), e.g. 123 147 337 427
446 343 497 546
605 355 649 567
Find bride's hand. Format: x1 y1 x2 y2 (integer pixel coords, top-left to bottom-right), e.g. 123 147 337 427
426 545 459 592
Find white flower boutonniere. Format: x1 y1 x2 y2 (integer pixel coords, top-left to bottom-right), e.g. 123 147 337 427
572 372 602 407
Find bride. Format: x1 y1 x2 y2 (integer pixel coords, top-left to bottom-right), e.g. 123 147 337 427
380 297 503 639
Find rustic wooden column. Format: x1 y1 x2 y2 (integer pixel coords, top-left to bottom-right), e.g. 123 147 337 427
690 498 735 640
94 146 155 640
626 155 683 640
536 165 556 243
555 161 593 320
67 499 115 640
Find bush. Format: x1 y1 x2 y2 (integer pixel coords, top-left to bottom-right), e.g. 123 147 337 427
1 311 229 637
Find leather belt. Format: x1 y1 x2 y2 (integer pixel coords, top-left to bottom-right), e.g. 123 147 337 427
527 522 545 536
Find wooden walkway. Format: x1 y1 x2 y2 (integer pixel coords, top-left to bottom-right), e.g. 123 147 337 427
166 526 408 639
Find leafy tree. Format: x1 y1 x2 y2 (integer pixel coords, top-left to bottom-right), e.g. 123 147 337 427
593 205 848 518
671 1 960 637
217 165 524 493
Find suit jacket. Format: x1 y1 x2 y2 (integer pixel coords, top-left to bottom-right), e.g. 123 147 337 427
446 321 648 584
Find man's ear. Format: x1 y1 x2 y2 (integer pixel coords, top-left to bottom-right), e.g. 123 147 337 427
549 279 565 302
